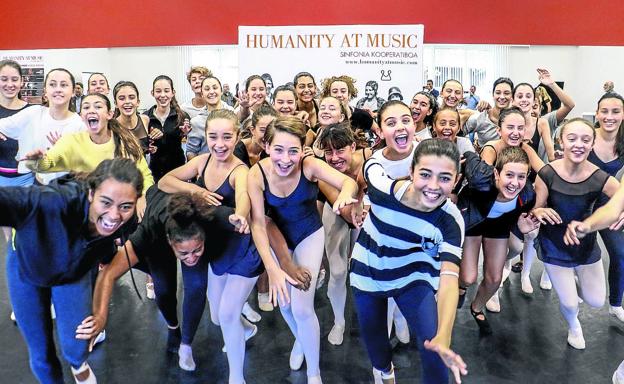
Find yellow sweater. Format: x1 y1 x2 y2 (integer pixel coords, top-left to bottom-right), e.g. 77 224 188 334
35 131 154 194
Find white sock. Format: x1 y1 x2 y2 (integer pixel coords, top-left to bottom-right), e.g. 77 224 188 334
178 344 196 371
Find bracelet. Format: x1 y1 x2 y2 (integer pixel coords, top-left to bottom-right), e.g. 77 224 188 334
440 270 459 278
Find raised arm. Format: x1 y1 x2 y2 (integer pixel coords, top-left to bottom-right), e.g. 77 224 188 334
158 155 223 206
305 156 358 213
537 68 575 124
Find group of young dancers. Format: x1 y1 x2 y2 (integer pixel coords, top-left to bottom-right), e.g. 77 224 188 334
1 57 624 384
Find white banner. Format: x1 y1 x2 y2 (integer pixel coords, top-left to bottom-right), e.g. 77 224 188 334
238 25 424 107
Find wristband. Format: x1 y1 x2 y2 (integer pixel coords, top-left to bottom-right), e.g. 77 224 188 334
440 270 459 278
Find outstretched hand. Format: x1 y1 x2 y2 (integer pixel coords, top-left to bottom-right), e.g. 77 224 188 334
537 68 555 86
267 267 299 307
75 314 106 352
424 338 468 383
229 214 250 234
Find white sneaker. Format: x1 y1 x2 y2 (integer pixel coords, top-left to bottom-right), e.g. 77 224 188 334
146 282 155 300
178 344 196 371
567 327 585 350
485 290 501 313
613 368 624 384
257 292 274 312
610 306 624 323
394 316 410 344
242 302 261 323
222 322 258 352
521 275 534 294
373 364 395 384
71 362 97 384
539 270 552 290
328 323 345 345
289 340 304 370
93 330 106 347
316 268 326 290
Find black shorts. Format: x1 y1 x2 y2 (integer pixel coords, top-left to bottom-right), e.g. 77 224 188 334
466 212 518 239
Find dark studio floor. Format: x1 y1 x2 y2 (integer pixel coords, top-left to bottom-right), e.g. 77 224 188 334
1 233 623 384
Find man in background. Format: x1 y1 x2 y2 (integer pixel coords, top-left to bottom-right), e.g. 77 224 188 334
221 83 236 107
465 85 480 110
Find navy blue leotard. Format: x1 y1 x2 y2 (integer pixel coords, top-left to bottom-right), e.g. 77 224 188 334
196 156 263 277
258 159 323 250
537 164 609 267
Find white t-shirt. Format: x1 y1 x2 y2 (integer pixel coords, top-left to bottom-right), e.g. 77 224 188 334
0 106 85 184
369 141 419 179
180 101 207 120
415 127 433 141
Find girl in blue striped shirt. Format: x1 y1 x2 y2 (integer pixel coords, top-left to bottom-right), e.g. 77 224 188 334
351 138 467 384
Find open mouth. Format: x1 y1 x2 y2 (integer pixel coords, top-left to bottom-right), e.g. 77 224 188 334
213 148 228 157
87 116 99 130
412 109 421 120
394 133 409 147
98 217 120 234
422 190 441 202
439 129 453 139
276 162 293 173
330 159 346 170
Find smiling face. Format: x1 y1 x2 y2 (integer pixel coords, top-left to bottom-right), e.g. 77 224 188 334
441 81 463 108
201 78 222 107
324 143 356 173
494 162 528 201
88 178 138 237
498 113 525 147
247 78 267 104
410 154 457 212
88 74 110 95
365 85 375 99
273 90 297 116
596 97 624 134
189 72 207 95
169 236 204 267
410 94 433 124
513 85 534 113
267 130 303 177
81 95 113 137
295 76 316 103
433 109 460 142
0 65 23 101
45 70 73 108
330 80 350 106
114 85 140 118
560 121 594 164
318 97 345 126
206 118 237 161
152 79 174 108
380 103 416 155
493 83 512 109
252 115 274 147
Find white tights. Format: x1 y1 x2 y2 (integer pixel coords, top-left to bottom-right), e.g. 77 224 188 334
278 228 325 377
544 260 606 331
323 205 358 327
208 265 258 384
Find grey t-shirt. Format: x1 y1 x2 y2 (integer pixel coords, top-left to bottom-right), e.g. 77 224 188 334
465 110 499 147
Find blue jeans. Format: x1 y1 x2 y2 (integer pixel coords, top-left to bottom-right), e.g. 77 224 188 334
135 251 208 345
353 284 448 384
7 244 92 384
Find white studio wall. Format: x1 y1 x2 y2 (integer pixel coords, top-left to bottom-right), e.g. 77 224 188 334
2 44 623 115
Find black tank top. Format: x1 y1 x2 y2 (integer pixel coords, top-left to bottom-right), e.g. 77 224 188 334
129 115 149 154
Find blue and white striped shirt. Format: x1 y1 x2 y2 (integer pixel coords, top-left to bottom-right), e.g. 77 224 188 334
350 159 464 295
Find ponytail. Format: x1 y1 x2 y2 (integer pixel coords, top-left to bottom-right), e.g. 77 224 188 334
109 119 144 161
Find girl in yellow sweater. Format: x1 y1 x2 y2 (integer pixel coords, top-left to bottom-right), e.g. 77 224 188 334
22 93 154 218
